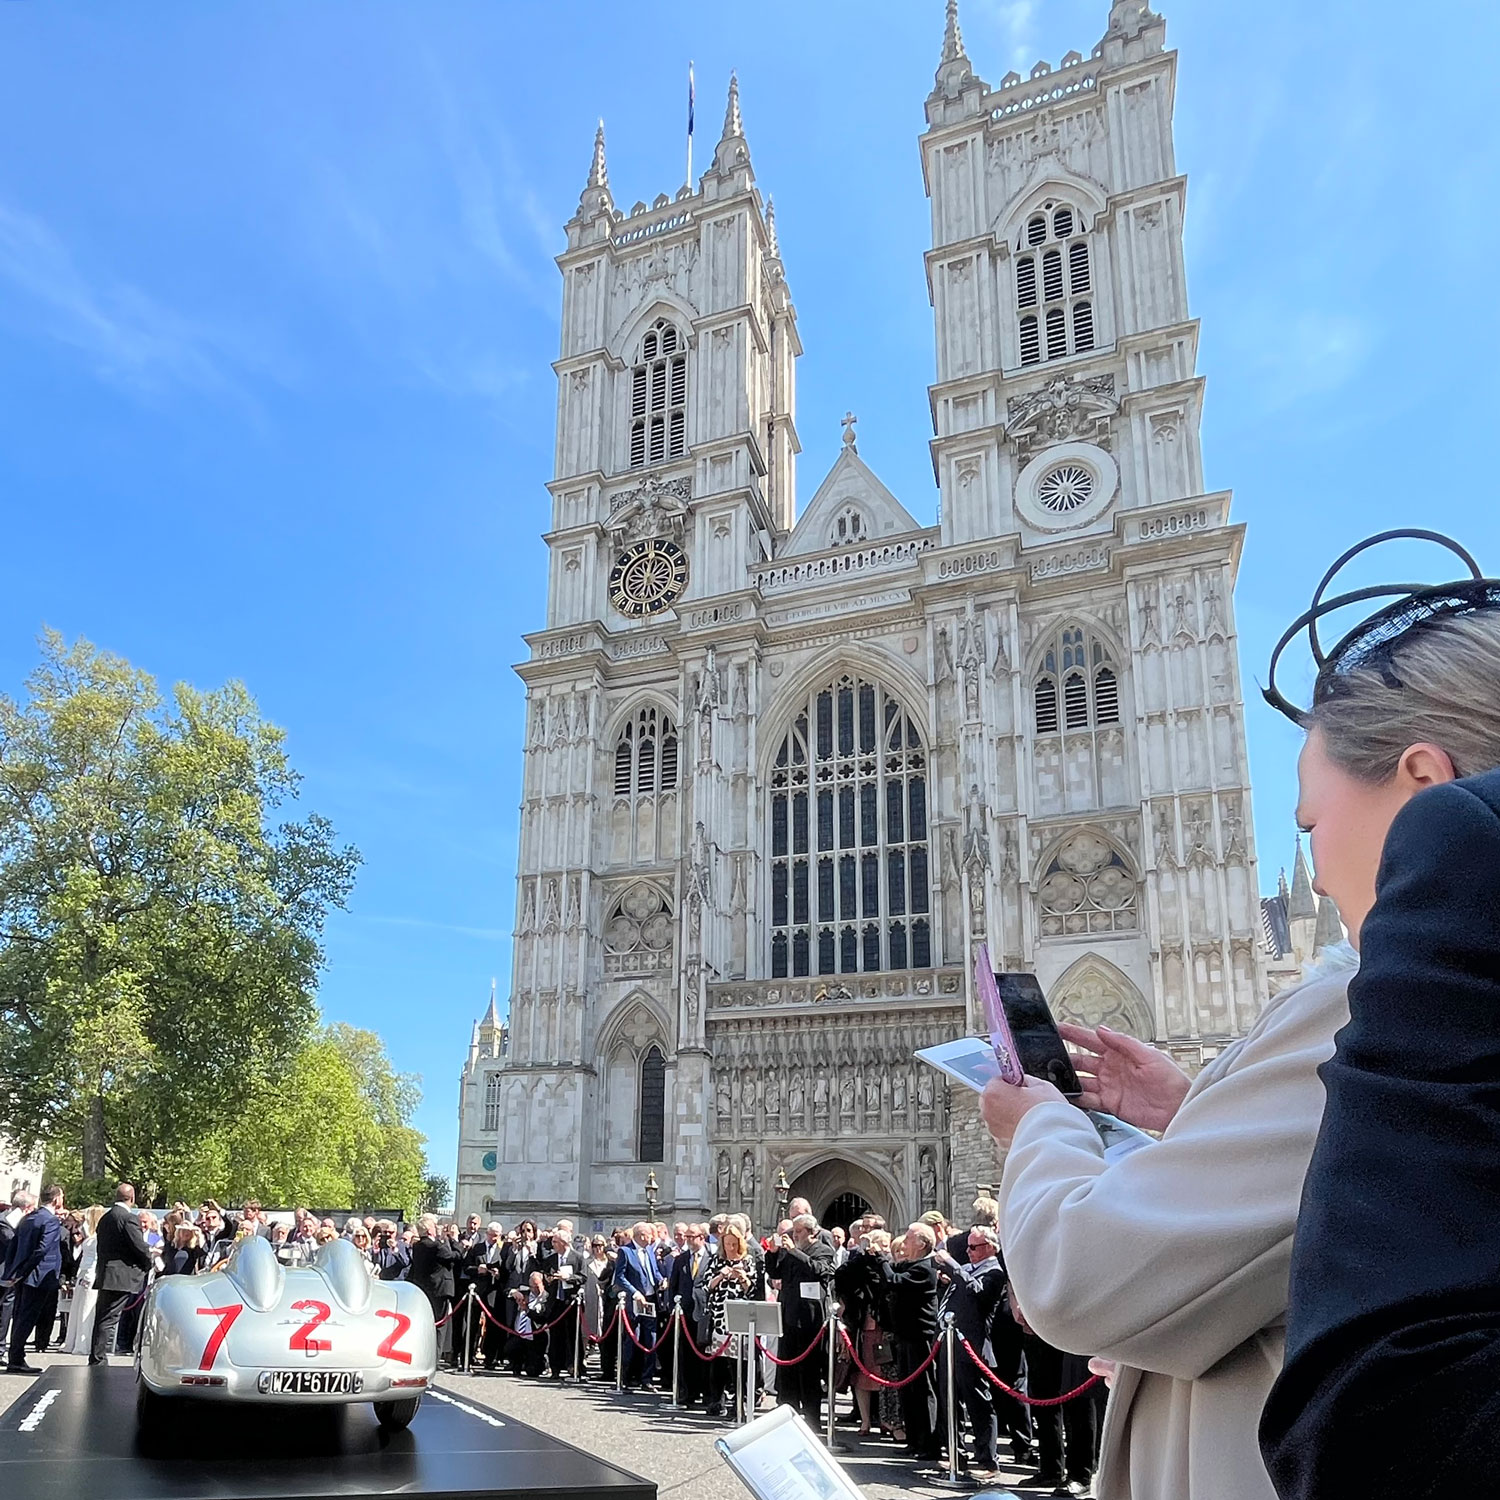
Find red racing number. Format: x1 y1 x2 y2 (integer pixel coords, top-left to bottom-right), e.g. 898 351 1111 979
374 1308 413 1365
289 1299 333 1354
196 1304 244 1370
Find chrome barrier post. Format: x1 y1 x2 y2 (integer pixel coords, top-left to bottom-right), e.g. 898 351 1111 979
936 1312 965 1489
824 1306 840 1452
669 1298 684 1408
463 1284 477 1375
615 1293 626 1393
573 1293 584 1381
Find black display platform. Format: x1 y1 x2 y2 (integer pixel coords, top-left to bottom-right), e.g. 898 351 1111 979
0 1366 655 1500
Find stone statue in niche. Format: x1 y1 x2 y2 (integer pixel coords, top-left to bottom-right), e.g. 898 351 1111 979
741 1074 759 1116
698 708 713 763
840 1074 855 1116
891 1072 908 1116
1000 826 1019 882
935 627 954 683
963 786 992 870
739 1151 755 1204
716 1074 732 1126
689 822 712 904
919 1148 938 1209
765 1074 782 1118
716 1152 731 1206
814 1076 830 1115
864 1075 881 1114
918 1073 935 1114
789 1071 805 1121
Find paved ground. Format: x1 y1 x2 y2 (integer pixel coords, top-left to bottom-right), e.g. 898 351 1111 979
0 1350 1067 1497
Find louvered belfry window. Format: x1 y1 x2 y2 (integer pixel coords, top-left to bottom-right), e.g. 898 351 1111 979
1015 203 1097 366
769 674 931 979
1034 625 1122 734
629 320 688 469
614 708 679 798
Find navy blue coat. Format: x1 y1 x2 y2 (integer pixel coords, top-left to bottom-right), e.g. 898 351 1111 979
4 1208 62 1289
613 1242 659 1318
1261 769 1500 1500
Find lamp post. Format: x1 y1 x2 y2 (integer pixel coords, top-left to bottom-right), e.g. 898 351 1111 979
644 1169 660 1225
978 1182 994 1199
774 1166 791 1220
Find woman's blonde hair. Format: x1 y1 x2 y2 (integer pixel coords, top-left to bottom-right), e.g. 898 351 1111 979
719 1224 748 1260
1311 611 1500 782
84 1205 107 1235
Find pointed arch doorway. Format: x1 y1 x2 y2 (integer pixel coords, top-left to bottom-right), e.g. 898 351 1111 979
787 1156 901 1232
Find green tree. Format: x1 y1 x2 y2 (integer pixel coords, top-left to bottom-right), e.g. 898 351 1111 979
419 1172 451 1216
0 632 360 1193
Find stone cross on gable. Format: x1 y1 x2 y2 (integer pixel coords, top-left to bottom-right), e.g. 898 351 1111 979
841 412 858 452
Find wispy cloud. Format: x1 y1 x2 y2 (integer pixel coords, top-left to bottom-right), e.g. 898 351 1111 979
973 0 1041 71
0 198 267 402
352 913 511 943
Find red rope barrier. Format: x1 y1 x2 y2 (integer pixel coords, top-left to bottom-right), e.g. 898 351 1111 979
837 1326 943 1390
585 1308 619 1346
620 1306 674 1355
681 1331 735 1362
958 1335 1102 1408
471 1294 578 1340
754 1323 827 1368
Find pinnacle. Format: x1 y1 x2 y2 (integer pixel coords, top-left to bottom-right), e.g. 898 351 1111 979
722 72 744 141
943 0 967 63
587 118 609 191
765 196 780 258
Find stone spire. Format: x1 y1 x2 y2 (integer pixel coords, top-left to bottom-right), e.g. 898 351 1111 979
942 0 967 64
713 73 754 177
1314 895 1345 955
578 119 613 219
934 0 976 93
765 196 780 258
1288 838 1318 922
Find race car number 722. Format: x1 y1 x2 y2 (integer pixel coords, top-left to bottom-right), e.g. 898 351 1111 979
374 1308 413 1364
196 1304 244 1370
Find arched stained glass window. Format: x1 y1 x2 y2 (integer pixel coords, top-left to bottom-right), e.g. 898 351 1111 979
769 674 931 978
638 1045 666 1162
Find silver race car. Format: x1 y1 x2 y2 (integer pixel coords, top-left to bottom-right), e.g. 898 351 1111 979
135 1234 437 1431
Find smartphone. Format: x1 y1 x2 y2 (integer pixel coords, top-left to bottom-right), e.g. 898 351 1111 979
973 944 1083 1097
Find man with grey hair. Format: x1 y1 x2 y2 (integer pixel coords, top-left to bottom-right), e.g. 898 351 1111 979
935 1222 1011 1478
876 1223 942 1462
766 1212 835 1425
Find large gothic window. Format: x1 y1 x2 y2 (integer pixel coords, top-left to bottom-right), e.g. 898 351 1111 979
769 674 931 978
482 1073 501 1133
637 1046 666 1163
613 707 679 797
629 320 688 468
1034 623 1120 735
1016 202 1095 367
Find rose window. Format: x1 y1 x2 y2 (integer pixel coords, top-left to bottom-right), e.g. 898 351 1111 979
1037 832 1138 936
1036 463 1096 514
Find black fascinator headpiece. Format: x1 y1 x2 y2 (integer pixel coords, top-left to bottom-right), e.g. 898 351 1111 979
1264 529 1500 727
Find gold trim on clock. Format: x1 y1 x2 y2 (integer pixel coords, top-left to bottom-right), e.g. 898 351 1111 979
608 539 688 618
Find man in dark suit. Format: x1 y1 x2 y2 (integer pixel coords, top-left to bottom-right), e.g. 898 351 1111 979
765 1213 836 1426
1261 768 1500 1500
539 1226 587 1379
407 1216 460 1366
89 1183 154 1365
875 1222 942 1462
935 1224 1010 1476
0 1190 35 1353
3 1184 65 1374
669 1224 710 1405
470 1223 508 1369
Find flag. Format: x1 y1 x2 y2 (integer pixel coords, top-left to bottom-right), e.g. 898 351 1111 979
688 62 695 139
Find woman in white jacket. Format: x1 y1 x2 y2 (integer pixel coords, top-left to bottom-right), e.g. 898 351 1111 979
981 532 1500 1500
63 1205 107 1356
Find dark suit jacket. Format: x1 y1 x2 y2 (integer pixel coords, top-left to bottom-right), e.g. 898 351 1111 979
612 1241 659 1317
95 1204 154 1294
765 1238 835 1344
670 1247 708 1333
541 1248 587 1318
4 1208 62 1289
1261 770 1500 1500
407 1235 459 1301
939 1255 1008 1365
875 1254 940 1344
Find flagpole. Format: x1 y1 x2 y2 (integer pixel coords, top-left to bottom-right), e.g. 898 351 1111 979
686 61 695 189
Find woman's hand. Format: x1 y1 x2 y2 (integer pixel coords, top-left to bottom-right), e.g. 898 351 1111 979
980 1074 1069 1150
1057 1022 1191 1133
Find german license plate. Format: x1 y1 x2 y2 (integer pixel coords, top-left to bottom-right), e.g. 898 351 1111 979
261 1369 363 1396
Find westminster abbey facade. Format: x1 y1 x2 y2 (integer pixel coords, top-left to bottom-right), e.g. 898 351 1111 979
456 1 1270 1230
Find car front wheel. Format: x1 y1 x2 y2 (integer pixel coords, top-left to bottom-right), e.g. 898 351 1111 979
135 1380 173 1435
374 1395 421 1431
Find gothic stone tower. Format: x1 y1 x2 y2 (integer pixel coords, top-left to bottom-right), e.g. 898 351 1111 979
485 4 1267 1230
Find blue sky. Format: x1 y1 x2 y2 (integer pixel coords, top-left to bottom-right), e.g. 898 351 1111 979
2 1 1496 1183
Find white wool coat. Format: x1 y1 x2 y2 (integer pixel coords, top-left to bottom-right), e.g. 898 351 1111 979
999 955 1356 1500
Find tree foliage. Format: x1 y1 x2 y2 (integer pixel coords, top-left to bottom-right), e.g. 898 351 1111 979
0 632 371 1198
419 1173 452 1216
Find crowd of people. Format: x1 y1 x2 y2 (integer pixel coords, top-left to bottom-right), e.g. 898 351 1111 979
1 1180 1102 1494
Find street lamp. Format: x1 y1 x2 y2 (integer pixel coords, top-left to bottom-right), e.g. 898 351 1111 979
774 1166 791 1219
644 1169 660 1224
978 1182 994 1199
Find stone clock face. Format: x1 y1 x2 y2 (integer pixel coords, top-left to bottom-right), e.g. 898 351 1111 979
608 539 688 618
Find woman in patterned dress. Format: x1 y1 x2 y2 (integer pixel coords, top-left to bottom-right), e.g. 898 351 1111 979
702 1222 755 1418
